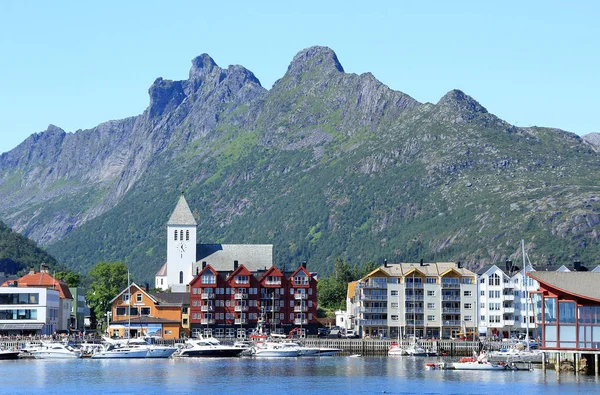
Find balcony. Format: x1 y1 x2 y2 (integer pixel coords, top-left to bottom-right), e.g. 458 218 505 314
294 306 308 313
359 295 388 301
357 282 387 289
503 319 515 325
359 319 387 326
201 305 214 312
441 282 460 289
294 318 308 325
234 293 248 300
405 295 424 301
442 320 461 326
503 307 515 313
357 307 387 314
201 293 215 300
201 318 215 325
504 282 515 288
294 293 308 300
441 296 460 301
265 306 280 312
503 294 515 300
406 320 424 326
405 307 424 313
442 308 461 314
235 318 248 325
234 305 248 312
260 293 280 299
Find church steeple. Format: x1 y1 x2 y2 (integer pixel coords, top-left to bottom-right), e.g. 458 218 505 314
168 193 197 226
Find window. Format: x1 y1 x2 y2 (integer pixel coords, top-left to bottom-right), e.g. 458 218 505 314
463 290 472 297
488 273 501 286
427 315 435 321
391 290 398 296
136 294 142 302
427 303 435 309
391 302 398 308
391 315 399 321
141 307 151 315
480 315 486 322
235 275 249 284
174 230 178 241
294 274 309 285
480 290 485 296
464 303 472 309
266 276 281 285
116 307 126 316
427 290 435 297
123 294 130 304
462 277 474 284
180 230 184 240
202 274 216 284
179 271 184 284
186 230 189 241
464 316 472 322
426 277 437 284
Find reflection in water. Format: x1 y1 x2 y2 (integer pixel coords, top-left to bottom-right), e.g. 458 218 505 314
2 356 600 394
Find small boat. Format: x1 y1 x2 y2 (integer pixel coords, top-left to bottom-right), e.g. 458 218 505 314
405 343 437 357
91 343 149 359
349 354 362 358
0 348 21 360
177 336 245 357
25 342 82 359
252 341 300 357
316 347 342 356
388 342 407 356
451 353 510 371
424 362 446 370
104 337 177 359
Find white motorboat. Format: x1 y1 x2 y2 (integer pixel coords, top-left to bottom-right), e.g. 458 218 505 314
104 337 177 358
388 342 407 356
26 342 82 359
252 341 300 357
91 343 149 359
452 352 511 371
405 343 437 357
316 347 341 356
177 336 245 357
0 348 20 360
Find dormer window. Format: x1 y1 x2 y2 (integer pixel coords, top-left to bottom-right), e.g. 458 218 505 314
266 276 281 285
294 272 309 285
235 275 249 284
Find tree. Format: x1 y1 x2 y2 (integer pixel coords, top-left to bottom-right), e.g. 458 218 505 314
86 261 129 327
54 271 81 287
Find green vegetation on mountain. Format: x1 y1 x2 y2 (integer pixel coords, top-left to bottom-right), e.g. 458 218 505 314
1 46 600 285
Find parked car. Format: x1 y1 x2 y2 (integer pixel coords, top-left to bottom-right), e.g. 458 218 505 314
345 330 359 339
317 327 330 338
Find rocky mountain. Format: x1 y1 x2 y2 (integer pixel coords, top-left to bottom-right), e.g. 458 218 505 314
1 46 600 282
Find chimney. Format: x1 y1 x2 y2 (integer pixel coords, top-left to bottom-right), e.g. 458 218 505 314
234 260 239 270
505 260 512 273
574 261 581 271
457 261 462 269
384 259 388 268
145 282 150 291
302 261 307 268
202 261 207 269
29 267 35 275
40 263 49 273
420 259 424 267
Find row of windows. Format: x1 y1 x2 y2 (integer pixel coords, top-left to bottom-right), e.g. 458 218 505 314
0 309 38 320
122 293 143 303
116 307 151 316
0 293 40 305
191 313 313 321
192 287 313 296
390 314 473 322
192 299 313 308
174 230 190 241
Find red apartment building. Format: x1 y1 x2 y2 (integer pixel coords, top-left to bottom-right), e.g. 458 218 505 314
189 262 317 338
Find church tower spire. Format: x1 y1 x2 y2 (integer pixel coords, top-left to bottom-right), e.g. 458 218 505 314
157 193 197 292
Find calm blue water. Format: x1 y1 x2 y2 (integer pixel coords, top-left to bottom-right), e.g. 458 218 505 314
2 356 598 394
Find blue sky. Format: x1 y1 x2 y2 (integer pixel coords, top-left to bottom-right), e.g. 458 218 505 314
1 1 598 154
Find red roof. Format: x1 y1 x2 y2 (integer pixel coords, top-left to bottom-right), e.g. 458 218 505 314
5 271 73 299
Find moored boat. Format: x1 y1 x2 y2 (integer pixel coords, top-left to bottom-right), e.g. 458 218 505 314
177 336 245 357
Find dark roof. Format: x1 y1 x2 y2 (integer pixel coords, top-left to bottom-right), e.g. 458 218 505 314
149 292 189 305
528 272 600 301
193 244 273 272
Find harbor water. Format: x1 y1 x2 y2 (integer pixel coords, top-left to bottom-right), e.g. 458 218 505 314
2 355 598 394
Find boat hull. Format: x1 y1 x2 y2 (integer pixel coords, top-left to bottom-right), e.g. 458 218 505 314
0 351 20 360
452 362 507 370
91 349 149 359
179 348 244 358
253 349 299 357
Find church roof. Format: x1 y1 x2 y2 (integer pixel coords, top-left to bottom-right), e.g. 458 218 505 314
167 195 197 226
194 244 273 272
156 262 168 276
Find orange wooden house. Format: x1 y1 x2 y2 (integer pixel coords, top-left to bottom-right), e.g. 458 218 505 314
108 283 189 339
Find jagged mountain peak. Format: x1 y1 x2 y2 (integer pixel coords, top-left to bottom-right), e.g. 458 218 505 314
189 53 219 80
433 89 489 124
285 46 344 77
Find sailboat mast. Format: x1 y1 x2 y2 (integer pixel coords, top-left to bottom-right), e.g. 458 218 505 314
522 239 530 350
127 270 131 340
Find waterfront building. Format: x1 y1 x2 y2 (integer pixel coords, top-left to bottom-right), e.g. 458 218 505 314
108 283 188 339
189 262 318 338
2 264 73 332
155 194 273 293
0 285 60 335
476 261 539 339
69 286 89 332
348 261 477 339
529 271 600 350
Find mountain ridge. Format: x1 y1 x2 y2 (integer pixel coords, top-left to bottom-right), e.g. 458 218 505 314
1 45 599 282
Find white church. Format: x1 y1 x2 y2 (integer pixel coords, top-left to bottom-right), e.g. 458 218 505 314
155 194 273 292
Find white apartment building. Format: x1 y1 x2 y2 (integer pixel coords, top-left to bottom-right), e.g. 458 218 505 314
348 261 477 339
0 286 61 335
